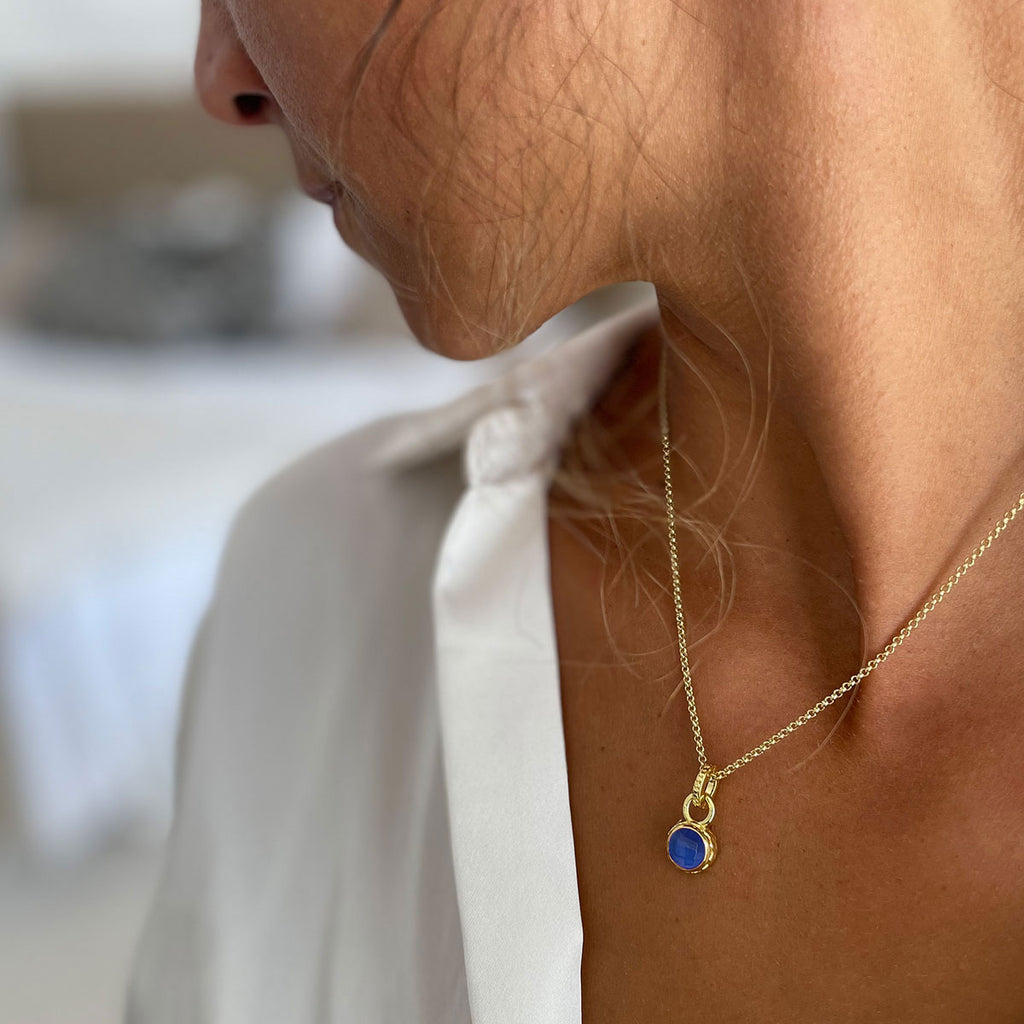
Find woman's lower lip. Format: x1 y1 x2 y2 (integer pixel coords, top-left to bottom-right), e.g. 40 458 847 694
305 184 336 205
330 192 378 268
331 192 355 245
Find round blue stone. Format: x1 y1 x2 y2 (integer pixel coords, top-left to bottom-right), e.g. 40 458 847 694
668 825 707 871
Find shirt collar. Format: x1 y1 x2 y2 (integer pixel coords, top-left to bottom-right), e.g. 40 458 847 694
425 295 659 1024
367 298 660 483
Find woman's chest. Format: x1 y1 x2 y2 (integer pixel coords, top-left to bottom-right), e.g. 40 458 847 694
558 677 1024 1023
548 519 1024 1023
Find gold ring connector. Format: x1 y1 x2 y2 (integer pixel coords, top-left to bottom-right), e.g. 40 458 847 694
691 765 719 806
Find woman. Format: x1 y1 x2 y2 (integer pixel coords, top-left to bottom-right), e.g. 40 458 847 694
130 2 1024 1021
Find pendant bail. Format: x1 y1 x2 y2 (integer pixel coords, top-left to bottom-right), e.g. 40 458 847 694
692 764 718 806
668 765 721 872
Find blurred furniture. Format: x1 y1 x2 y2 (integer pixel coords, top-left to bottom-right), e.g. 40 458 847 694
0 324 533 857
8 94 294 208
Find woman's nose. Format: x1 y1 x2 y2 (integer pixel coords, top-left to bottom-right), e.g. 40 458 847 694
194 2 276 126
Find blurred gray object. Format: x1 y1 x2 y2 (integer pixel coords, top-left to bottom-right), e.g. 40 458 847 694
7 94 294 208
21 178 278 341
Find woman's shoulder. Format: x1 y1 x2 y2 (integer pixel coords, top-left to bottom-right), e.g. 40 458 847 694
222 405 464 559
127 303 658 1021
202 405 472 691
128 402 474 1022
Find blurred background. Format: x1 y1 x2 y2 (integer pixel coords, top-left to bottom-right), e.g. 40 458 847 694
0 4 647 1022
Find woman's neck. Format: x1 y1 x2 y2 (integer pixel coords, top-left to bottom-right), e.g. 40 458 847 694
649 300 1024 653
617 1 1024 648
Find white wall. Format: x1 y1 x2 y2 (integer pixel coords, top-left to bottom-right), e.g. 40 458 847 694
0 0 198 98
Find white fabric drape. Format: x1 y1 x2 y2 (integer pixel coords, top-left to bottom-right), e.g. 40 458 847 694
127 299 658 1022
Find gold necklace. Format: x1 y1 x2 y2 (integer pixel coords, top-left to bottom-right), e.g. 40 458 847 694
658 343 1024 874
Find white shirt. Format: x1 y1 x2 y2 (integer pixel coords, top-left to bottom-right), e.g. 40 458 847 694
127 300 660 1024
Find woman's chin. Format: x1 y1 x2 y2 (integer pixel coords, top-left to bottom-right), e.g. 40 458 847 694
393 293 524 363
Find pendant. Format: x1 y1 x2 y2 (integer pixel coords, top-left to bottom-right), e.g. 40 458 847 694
667 766 719 873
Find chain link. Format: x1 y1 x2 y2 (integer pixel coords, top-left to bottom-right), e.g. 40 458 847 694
659 343 1024 784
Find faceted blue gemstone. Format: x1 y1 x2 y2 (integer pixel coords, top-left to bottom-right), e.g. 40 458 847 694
668 825 707 871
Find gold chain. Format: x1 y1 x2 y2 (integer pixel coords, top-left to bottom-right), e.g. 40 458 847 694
659 344 1024 785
